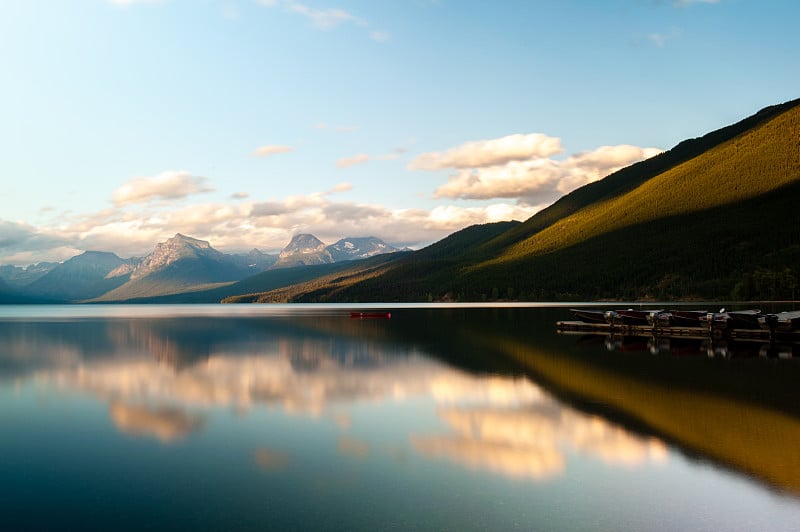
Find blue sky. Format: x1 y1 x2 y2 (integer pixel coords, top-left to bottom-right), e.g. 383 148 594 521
1 0 798 264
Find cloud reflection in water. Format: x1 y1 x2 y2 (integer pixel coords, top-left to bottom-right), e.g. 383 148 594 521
7 319 667 481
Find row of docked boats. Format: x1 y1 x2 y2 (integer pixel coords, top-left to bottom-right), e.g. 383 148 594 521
569 308 800 331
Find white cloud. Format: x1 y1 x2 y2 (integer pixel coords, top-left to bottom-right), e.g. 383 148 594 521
416 133 662 204
0 220 76 265
327 182 353 194
252 144 294 157
288 3 364 29
409 133 564 170
112 170 213 206
433 159 562 202
336 153 370 168
0 220 40 249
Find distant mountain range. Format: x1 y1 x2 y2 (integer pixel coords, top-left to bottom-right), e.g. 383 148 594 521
273 234 398 269
0 233 398 303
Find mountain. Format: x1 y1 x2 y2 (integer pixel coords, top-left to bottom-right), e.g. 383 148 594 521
326 237 398 262
0 230 400 303
130 255 405 304
271 234 333 269
93 234 258 301
0 262 58 287
227 98 800 302
0 277 60 304
270 234 397 270
26 251 130 301
128 233 229 280
227 249 278 272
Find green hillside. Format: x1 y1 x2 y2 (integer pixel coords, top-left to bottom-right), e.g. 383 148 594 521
490 100 800 263
485 98 800 253
226 99 800 302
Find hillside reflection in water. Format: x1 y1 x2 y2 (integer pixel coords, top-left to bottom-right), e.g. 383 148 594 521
1 306 799 531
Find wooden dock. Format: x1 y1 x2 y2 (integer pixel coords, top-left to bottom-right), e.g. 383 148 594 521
556 320 800 344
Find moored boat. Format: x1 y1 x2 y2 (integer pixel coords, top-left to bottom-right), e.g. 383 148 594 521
699 309 731 328
647 310 707 327
667 310 708 326
569 309 608 324
758 310 800 331
727 309 763 329
614 309 661 325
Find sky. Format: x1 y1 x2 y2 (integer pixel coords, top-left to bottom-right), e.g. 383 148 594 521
1 0 798 265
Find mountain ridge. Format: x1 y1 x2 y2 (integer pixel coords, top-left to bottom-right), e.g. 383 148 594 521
0 232 400 302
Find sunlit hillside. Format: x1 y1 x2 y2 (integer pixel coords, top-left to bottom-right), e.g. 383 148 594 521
486 102 800 264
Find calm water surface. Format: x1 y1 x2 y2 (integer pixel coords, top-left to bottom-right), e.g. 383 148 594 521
1 304 799 531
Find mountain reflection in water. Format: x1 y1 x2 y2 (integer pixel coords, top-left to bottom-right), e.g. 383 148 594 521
1 305 799 531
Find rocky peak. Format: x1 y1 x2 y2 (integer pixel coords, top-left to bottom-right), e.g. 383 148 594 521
0 262 58 286
271 234 333 269
169 233 212 250
326 237 397 262
105 261 138 279
130 233 220 280
279 234 327 258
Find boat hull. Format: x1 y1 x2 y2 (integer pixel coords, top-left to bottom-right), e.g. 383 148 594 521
569 309 608 324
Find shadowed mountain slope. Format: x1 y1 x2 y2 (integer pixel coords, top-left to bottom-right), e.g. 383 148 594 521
26 251 130 301
116 255 405 303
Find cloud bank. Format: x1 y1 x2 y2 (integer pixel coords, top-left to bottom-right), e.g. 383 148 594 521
412 134 662 205
409 133 564 170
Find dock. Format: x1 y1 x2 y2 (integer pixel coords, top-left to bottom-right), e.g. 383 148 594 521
556 321 800 344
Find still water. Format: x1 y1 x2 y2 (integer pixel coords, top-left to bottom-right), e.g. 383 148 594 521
1 304 799 531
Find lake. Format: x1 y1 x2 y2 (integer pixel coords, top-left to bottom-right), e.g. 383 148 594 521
1 303 799 531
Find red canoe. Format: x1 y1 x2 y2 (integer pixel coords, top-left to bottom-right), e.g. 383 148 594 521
350 312 391 319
